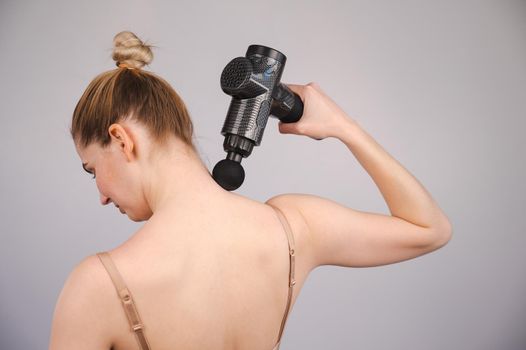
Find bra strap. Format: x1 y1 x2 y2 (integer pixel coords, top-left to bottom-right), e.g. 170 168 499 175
268 204 296 349
96 251 152 350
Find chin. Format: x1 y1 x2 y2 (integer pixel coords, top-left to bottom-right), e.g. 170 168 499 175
127 209 152 222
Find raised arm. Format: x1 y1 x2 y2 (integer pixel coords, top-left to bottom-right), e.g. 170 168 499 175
267 82 452 269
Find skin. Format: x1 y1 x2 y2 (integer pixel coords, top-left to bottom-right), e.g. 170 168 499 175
52 82 450 349
75 118 232 225
68 118 313 350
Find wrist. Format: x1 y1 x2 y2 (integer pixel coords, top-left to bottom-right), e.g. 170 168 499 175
333 116 362 142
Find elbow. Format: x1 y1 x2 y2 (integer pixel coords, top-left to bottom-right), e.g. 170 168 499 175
432 220 453 248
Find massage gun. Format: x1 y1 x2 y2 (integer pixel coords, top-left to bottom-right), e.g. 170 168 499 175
212 45 304 191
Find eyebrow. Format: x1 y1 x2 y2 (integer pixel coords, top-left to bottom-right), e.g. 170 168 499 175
82 162 93 174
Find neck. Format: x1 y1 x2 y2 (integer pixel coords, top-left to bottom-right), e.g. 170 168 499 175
143 141 232 220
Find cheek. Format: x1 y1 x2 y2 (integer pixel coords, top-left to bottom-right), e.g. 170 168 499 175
94 166 116 197
95 175 111 197
105 166 140 201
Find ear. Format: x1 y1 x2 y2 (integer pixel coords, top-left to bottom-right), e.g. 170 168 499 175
108 123 135 162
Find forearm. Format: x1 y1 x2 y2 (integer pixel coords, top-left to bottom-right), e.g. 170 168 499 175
335 118 451 231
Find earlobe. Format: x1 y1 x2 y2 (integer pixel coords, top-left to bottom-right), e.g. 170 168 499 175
123 140 135 162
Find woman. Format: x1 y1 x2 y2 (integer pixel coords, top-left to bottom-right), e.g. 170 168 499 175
49 31 452 350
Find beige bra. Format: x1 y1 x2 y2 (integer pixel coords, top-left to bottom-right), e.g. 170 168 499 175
96 204 296 350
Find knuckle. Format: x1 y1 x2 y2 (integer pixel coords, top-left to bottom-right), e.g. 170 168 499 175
304 84 315 95
307 81 319 89
296 123 307 134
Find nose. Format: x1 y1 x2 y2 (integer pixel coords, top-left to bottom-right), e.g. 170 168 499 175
100 193 112 206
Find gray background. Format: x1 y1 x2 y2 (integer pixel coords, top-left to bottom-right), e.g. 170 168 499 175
1 0 525 349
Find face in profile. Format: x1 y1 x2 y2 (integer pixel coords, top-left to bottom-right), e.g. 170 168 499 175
75 136 154 222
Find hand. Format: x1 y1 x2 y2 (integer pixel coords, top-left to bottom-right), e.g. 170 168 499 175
278 82 352 140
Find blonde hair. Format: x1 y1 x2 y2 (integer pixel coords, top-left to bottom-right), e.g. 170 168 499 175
70 31 197 153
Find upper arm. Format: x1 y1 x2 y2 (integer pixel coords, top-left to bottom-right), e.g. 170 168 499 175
266 193 452 269
49 255 113 350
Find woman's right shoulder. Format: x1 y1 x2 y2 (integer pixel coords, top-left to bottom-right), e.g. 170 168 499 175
264 193 319 272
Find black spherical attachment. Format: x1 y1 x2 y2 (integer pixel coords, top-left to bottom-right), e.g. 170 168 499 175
212 159 245 191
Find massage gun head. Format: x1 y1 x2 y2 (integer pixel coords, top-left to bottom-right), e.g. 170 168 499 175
212 45 303 191
212 159 245 192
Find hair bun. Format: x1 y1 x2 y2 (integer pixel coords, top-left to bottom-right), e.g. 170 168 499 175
112 31 153 69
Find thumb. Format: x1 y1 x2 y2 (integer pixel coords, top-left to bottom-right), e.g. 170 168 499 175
284 83 305 102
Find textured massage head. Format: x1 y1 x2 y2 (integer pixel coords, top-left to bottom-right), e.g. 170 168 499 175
212 45 303 191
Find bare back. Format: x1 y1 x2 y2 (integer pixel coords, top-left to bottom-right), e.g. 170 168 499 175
94 196 314 350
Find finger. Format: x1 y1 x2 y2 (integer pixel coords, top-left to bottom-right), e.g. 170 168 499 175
284 83 304 96
308 81 320 89
278 121 296 134
308 81 326 95
277 121 287 134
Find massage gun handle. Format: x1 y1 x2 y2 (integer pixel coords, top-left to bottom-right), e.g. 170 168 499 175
270 83 304 123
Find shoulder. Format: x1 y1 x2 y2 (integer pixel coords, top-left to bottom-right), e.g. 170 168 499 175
265 193 312 241
49 254 115 349
265 193 318 272
59 254 112 302
53 254 109 309
265 193 310 231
